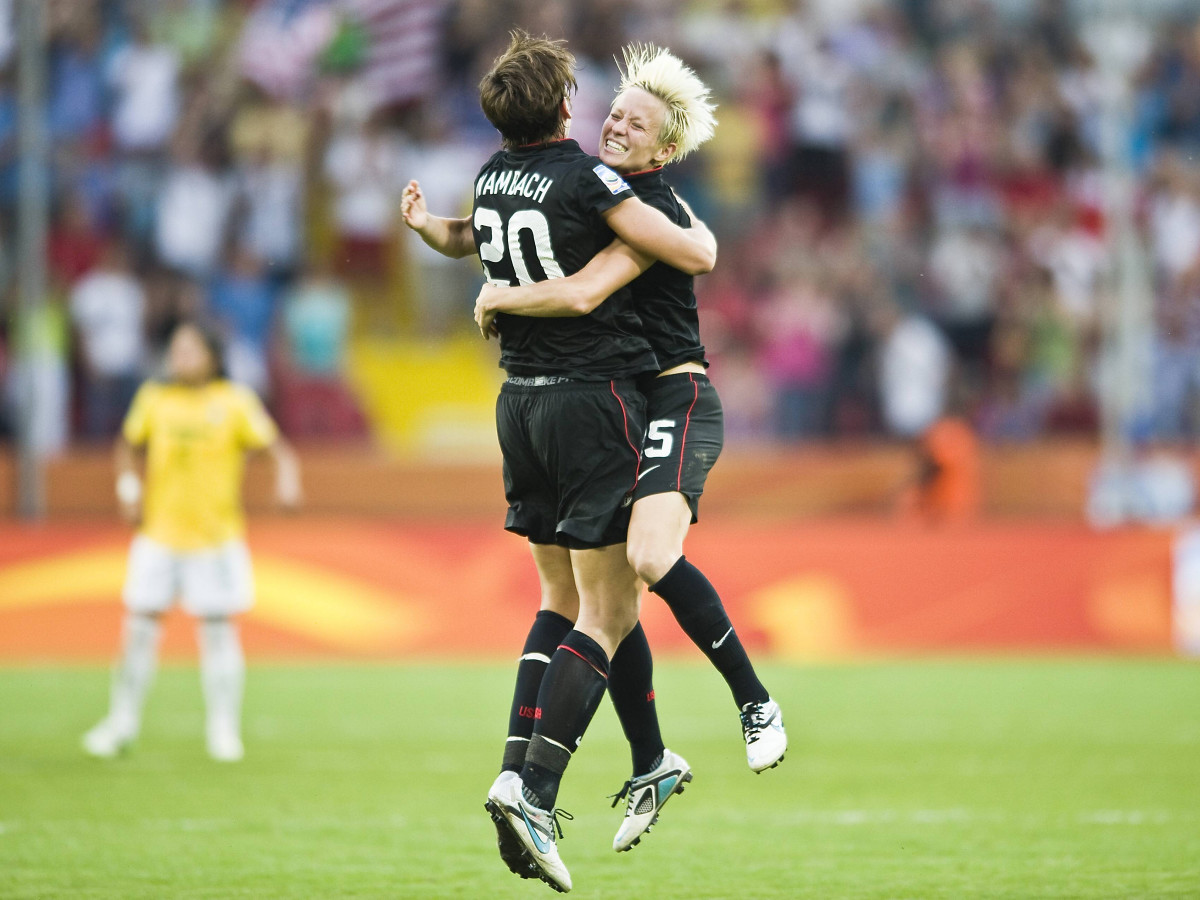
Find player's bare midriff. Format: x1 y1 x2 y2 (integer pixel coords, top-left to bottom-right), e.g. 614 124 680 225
658 360 706 378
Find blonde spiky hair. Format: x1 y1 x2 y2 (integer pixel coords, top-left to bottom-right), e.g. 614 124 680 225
616 43 717 164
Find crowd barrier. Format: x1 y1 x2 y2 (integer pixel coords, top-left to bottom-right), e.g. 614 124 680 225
0 441 1102 518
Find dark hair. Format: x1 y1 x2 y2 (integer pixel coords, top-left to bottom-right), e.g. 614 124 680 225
479 30 576 148
171 318 229 380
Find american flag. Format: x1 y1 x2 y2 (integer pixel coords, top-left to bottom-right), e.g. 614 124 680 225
339 0 446 108
239 0 445 108
238 0 339 101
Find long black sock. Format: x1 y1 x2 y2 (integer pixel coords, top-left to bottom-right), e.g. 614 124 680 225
651 555 769 708
501 610 574 773
520 630 610 809
607 623 665 776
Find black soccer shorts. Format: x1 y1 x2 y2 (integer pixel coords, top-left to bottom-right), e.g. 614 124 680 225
633 372 724 522
497 377 647 549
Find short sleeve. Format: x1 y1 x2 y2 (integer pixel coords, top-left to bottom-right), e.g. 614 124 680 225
121 383 155 445
233 385 279 449
573 160 635 217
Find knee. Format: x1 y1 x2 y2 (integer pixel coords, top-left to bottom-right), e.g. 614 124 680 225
626 534 680 587
612 605 640 643
576 602 639 660
595 613 639 661
198 617 238 643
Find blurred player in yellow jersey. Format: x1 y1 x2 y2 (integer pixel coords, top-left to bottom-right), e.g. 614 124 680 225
83 321 301 762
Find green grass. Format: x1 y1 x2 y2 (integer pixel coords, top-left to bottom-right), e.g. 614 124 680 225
1 659 1199 898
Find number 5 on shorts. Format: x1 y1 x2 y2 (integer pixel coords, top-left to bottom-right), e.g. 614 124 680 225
644 419 677 458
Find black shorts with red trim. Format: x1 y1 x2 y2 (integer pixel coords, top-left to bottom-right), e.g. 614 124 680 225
633 372 724 522
497 377 647 549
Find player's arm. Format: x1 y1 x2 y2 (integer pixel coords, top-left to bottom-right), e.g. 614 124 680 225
473 239 651 337
265 437 302 510
400 179 475 259
115 383 153 525
114 436 145 525
601 195 717 275
235 385 302 509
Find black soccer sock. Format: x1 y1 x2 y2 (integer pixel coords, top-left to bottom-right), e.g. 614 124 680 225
520 630 610 810
607 622 666 776
501 610 575 774
651 555 770 709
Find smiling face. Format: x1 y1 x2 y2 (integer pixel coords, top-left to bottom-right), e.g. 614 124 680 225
598 87 677 174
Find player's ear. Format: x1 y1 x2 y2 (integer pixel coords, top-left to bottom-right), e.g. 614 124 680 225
560 97 572 123
654 142 677 165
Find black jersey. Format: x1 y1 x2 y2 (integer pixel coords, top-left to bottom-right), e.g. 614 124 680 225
624 169 708 371
473 139 658 380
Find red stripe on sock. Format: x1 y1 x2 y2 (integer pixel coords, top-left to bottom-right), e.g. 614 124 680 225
557 643 609 679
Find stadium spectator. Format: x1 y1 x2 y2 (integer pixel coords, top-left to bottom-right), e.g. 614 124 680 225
229 87 311 278
1150 270 1200 441
5 0 1200 449
281 260 350 379
207 243 277 396
150 0 223 68
322 104 406 280
0 0 12 69
47 192 105 286
926 223 1002 371
69 239 146 439
755 273 841 438
399 110 489 335
780 34 855 219
46 8 106 145
898 414 982 525
5 279 71 457
874 298 952 439
234 142 305 278
154 135 236 281
275 269 365 438
0 65 17 209
107 18 181 155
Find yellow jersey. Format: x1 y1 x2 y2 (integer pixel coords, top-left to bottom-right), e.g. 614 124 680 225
123 379 279 551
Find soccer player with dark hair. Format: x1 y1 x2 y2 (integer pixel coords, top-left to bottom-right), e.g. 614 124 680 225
475 40 787 834
82 320 301 763
402 31 718 893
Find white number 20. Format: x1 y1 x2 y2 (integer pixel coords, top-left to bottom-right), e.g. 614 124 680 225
643 419 677 458
473 206 564 286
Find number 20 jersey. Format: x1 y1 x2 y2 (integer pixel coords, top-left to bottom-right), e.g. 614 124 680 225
472 138 658 380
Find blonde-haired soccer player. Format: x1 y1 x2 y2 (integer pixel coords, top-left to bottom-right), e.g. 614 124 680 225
405 32 727 890
83 320 300 762
476 42 786 848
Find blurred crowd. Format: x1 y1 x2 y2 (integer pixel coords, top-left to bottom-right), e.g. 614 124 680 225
2 0 1200 453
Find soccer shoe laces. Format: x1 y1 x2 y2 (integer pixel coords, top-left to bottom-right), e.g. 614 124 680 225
547 807 574 840
740 702 772 745
608 779 636 809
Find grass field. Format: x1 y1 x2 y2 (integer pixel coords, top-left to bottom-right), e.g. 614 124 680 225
2 658 1199 898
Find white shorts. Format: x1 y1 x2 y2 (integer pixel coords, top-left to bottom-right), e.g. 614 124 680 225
123 535 254 618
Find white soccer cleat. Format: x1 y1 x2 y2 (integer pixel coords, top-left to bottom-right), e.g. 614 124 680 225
206 722 244 762
487 772 540 880
741 698 787 773
611 748 693 852
82 717 137 759
484 774 573 893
